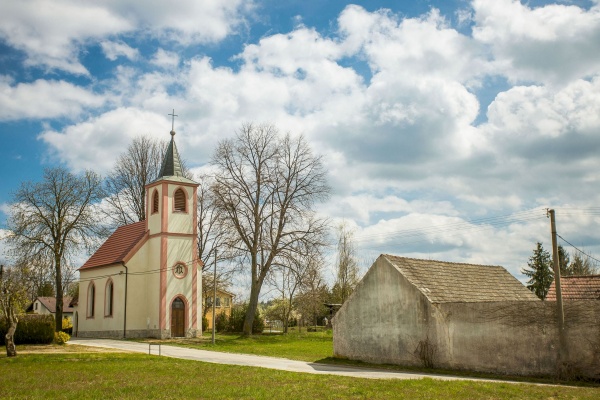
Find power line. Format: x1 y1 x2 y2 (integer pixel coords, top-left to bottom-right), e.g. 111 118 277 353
353 208 546 244
556 234 600 265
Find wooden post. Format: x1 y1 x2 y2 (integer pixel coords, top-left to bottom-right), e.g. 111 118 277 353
212 250 217 345
548 209 568 366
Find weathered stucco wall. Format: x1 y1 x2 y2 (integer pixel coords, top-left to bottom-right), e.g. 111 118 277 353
333 255 600 378
333 256 434 366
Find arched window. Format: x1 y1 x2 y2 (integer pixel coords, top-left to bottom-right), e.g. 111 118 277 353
152 190 159 214
105 280 114 317
87 283 95 318
174 188 186 212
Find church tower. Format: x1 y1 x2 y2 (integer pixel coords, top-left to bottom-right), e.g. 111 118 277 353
145 125 200 338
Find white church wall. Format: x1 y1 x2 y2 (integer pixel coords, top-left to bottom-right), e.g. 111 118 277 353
76 264 126 338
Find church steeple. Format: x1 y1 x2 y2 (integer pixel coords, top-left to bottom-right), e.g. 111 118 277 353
153 109 196 184
158 130 184 178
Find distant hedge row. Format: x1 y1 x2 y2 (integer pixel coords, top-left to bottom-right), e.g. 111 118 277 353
0 314 54 345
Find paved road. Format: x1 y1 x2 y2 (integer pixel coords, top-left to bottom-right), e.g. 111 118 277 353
68 338 526 383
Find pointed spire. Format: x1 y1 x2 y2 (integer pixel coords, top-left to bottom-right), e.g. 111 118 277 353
153 109 196 184
158 132 184 178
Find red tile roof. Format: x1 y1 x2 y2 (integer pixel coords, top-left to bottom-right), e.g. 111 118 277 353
28 297 74 313
547 275 600 300
80 221 147 270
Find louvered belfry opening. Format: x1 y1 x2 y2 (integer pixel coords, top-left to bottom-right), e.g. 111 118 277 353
174 188 186 212
152 190 159 213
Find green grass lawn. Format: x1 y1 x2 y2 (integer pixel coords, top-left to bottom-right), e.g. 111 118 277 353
130 329 597 386
136 328 333 362
1 351 599 399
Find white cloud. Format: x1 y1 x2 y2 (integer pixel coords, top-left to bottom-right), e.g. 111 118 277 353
0 0 252 74
100 40 139 61
39 107 170 173
0 77 106 121
472 0 600 83
150 49 180 68
0 0 132 74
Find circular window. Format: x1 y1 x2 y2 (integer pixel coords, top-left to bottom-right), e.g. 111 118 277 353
173 263 187 279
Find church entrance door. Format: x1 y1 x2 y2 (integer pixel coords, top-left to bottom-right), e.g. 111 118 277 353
171 298 185 337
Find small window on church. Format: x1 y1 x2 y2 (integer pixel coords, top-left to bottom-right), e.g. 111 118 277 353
174 188 186 212
173 262 187 279
152 190 159 214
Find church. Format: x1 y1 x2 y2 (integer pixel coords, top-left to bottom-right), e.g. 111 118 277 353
73 127 201 339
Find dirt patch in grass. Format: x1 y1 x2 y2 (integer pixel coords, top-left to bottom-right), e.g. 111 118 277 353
1 344 129 357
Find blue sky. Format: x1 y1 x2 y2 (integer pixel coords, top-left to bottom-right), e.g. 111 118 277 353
1 0 600 283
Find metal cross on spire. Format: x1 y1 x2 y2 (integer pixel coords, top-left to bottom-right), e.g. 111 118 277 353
168 109 178 132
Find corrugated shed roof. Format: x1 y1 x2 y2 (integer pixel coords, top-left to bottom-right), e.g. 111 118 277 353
80 221 147 270
384 255 539 303
30 297 74 313
547 275 600 300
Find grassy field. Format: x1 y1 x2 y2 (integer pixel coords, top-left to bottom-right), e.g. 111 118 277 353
136 328 334 362
132 329 596 386
2 350 599 399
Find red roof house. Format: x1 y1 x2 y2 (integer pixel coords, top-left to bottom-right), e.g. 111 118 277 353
546 275 600 300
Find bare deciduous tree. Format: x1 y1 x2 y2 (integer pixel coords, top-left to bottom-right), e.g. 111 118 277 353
7 167 105 332
267 244 323 333
211 123 330 336
295 264 329 328
0 263 33 357
196 174 240 325
332 222 359 304
103 136 166 227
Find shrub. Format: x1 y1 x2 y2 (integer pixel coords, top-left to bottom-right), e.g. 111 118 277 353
62 317 73 335
54 331 70 345
215 312 228 333
202 315 209 332
227 303 264 333
0 314 54 345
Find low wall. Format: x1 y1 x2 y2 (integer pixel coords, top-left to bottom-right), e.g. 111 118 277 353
335 298 600 378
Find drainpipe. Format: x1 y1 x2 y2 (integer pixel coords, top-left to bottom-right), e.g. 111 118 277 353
121 262 128 339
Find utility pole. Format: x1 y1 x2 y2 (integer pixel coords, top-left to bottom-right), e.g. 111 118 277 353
212 250 217 345
548 208 568 366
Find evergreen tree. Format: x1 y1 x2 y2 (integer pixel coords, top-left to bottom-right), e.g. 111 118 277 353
557 245 571 276
569 252 598 275
522 242 553 300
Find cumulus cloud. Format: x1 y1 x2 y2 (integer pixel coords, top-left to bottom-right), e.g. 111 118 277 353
39 107 170 173
472 0 600 84
0 77 106 121
0 0 252 74
150 49 180 68
100 40 139 61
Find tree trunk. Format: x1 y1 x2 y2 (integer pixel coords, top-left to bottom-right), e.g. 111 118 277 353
54 256 63 332
242 281 261 336
5 318 17 357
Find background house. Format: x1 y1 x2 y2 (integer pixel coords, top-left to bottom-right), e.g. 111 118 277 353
204 289 234 330
333 254 600 377
27 296 74 319
547 275 600 300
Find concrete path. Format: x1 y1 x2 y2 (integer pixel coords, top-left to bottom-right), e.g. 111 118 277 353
68 337 527 384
